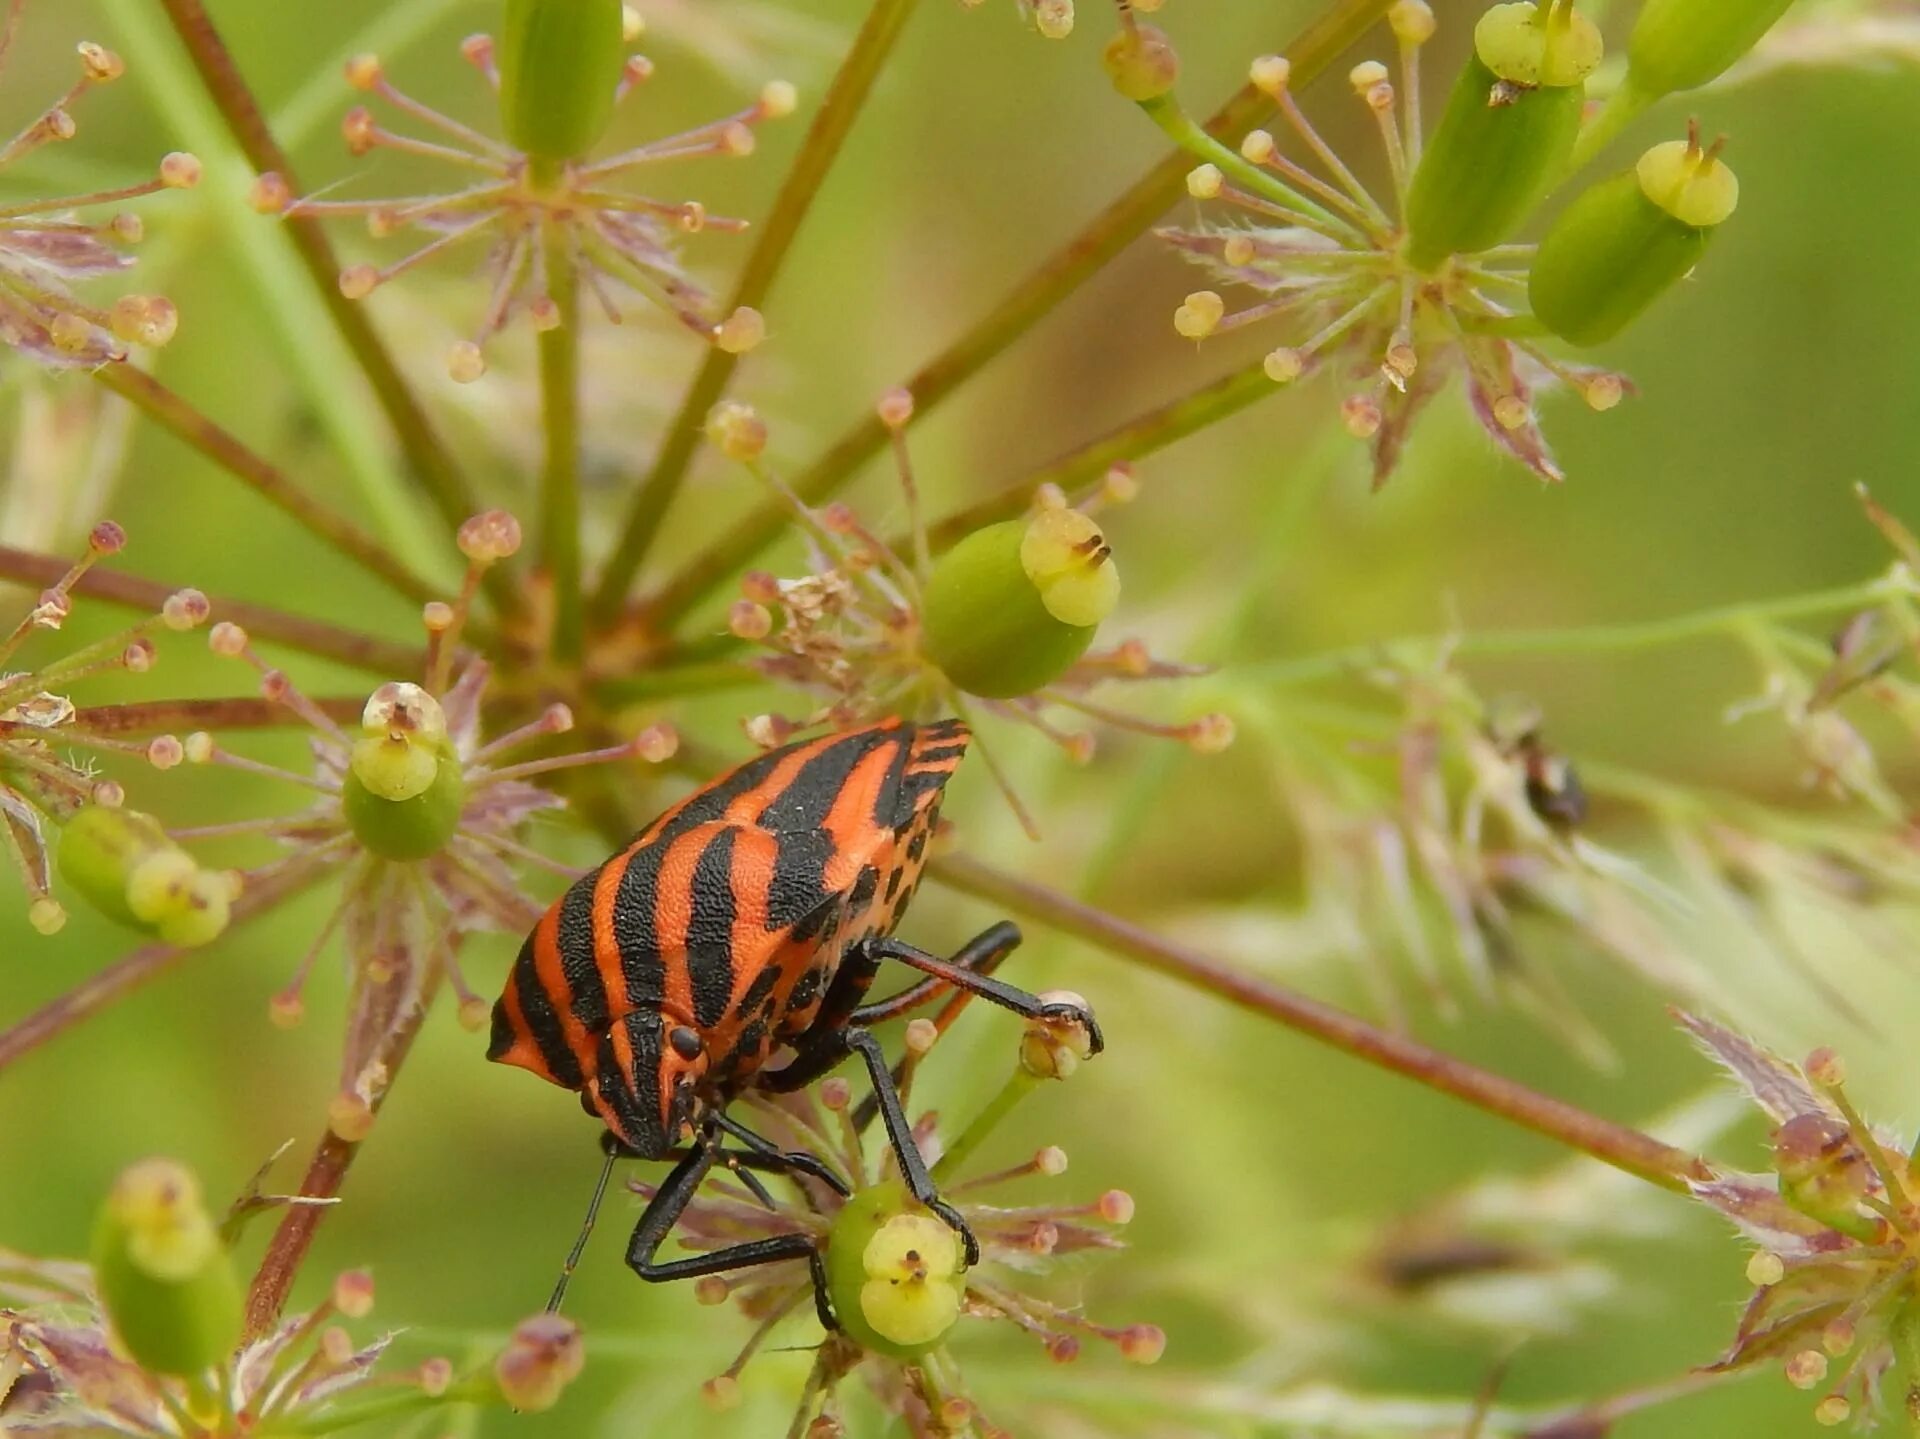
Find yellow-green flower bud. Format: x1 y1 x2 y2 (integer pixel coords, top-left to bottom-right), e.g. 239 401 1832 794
1402 1 1601 270
342 684 467 860
1528 134 1737 345
921 510 1119 699
58 805 231 947
1627 0 1796 98
499 0 626 163
1102 23 1179 102
92 1159 242 1377
826 1182 967 1359
1771 1114 1882 1242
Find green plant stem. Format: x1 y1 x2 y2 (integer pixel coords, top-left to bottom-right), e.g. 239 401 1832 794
589 0 926 624
1136 93 1357 237
258 1378 495 1437
538 217 584 662
0 542 425 675
0 861 322 1076
638 0 1393 630
931 1068 1040 1185
147 0 500 606
929 851 1712 1194
92 364 439 607
1244 574 1897 683
1569 76 1655 173
924 354 1278 550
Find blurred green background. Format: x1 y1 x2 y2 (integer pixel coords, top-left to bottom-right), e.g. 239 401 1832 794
3 0 1918 1433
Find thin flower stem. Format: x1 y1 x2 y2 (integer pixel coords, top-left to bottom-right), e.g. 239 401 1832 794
928 851 1712 1194
0 862 322 1076
1244 574 1899 684
69 696 365 735
148 0 506 612
931 1069 1040 1186
243 969 443 1339
637 0 1393 630
92 365 440 608
589 0 926 623
1137 94 1362 240
0 544 426 676
1568 76 1656 174
538 218 584 661
923 354 1278 550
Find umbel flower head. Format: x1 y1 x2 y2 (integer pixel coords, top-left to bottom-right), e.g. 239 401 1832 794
1678 1013 1920 1429
0 6 198 367
251 0 792 382
1145 0 1751 484
170 511 676 1139
0 1156 584 1433
649 1000 1159 1433
0 521 218 938
708 391 1232 832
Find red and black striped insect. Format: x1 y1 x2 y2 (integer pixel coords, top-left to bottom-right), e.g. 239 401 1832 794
488 716 1101 1319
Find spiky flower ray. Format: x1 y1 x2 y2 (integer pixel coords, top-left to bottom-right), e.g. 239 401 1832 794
169 511 677 1137
707 392 1232 834
252 34 792 384
635 1012 1158 1437
1157 12 1629 485
0 7 199 367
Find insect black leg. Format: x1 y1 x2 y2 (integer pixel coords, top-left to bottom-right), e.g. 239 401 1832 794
841 1026 979 1267
626 1129 837 1329
843 920 1023 1026
712 1108 853 1197
857 931 1104 1055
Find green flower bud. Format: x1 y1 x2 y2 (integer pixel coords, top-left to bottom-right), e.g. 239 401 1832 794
1528 133 1737 345
58 805 232 947
1102 23 1179 102
1772 1114 1882 1242
92 1159 242 1376
342 683 467 860
1403 1 1601 270
921 509 1119 699
826 1182 967 1359
1627 0 1796 98
499 0 626 162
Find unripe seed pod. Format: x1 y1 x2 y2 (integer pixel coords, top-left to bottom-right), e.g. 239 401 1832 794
921 510 1118 699
1528 135 1736 345
1402 2 1602 270
1770 1113 1881 1241
58 805 230 947
499 0 626 162
825 1182 966 1359
1627 0 1796 98
1102 23 1178 101
92 1158 242 1377
343 753 466 861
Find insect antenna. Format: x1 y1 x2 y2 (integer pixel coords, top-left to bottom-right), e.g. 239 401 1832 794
546 1142 620 1314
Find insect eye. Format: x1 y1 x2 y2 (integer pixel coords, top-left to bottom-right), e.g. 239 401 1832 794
668 1026 704 1061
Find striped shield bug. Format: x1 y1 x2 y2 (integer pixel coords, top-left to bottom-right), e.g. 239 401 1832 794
488 717 1103 1320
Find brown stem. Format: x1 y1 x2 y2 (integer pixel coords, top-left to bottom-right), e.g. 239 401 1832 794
241 976 439 1338
928 852 1713 1194
71 695 365 735
94 364 439 607
589 0 926 623
0 861 320 1076
0 543 426 676
638 0 1393 629
150 0 489 577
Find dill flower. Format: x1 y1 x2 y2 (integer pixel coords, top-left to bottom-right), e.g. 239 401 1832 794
644 1005 1158 1433
1152 4 1647 484
0 522 213 936
250 8 793 383
1679 1013 1920 1428
709 393 1232 832
0 1160 583 1434
0 13 197 368
170 511 677 1138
